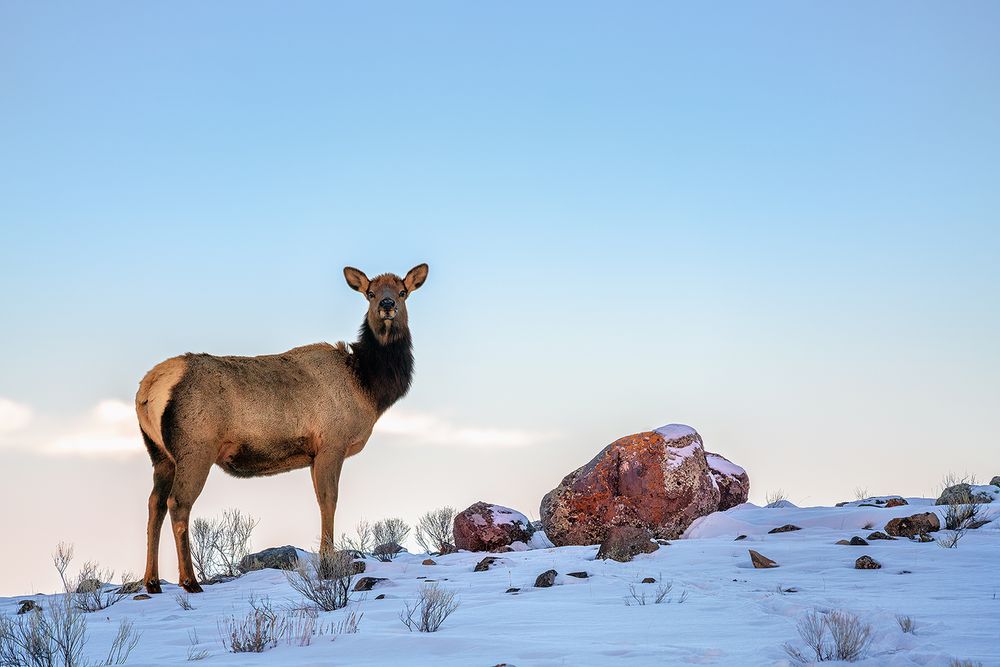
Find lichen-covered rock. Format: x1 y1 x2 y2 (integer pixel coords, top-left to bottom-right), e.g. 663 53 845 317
540 425 727 545
534 570 557 588
855 555 881 570
453 502 534 552
238 545 301 573
595 525 659 562
885 512 941 537
935 483 999 505
990 476 1000 488
705 451 750 510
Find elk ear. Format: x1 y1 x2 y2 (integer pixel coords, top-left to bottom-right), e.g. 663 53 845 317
343 266 370 293
403 263 429 293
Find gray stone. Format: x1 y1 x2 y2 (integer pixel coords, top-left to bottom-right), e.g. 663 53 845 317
534 570 557 588
238 545 301 574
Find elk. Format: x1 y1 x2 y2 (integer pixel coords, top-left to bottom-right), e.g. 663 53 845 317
134 264 428 593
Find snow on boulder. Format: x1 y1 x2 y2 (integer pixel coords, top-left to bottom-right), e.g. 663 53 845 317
935 483 999 506
705 451 750 510
540 424 744 546
453 502 534 552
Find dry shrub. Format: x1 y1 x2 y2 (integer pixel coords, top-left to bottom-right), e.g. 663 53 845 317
896 615 916 634
174 592 195 611
765 490 787 507
336 520 374 555
399 584 459 633
285 552 355 612
73 562 133 613
0 543 140 667
624 581 688 606
784 609 874 663
190 509 258 581
372 518 410 562
938 500 981 548
415 507 457 554
218 595 284 653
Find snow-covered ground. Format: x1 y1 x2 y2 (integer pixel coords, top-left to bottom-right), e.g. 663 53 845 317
4 499 998 666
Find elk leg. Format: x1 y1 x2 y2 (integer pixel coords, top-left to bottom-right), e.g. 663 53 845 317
311 449 346 566
167 454 212 593
143 458 175 594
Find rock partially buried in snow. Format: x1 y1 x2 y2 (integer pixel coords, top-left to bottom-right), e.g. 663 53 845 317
935 483 999 506
453 502 534 552
238 545 302 573
353 577 387 592
991 476 1000 488
541 424 743 545
768 524 801 534
534 570 557 588
705 451 750 510
474 557 501 572
855 555 881 570
885 512 941 537
16 600 38 614
748 550 778 569
596 526 659 562
867 531 895 541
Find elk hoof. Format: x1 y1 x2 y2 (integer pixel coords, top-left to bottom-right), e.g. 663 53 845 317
180 579 204 594
145 580 162 594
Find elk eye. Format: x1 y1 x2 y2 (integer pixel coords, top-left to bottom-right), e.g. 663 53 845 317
366 291 374 299
399 290 407 298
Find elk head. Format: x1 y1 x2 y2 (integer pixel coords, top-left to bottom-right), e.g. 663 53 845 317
343 264 428 343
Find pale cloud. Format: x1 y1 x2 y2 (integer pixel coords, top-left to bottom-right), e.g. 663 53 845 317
45 399 144 458
0 398 143 458
0 397 33 433
373 410 558 448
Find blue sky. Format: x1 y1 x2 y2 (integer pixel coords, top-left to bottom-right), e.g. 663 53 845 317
0 3 998 595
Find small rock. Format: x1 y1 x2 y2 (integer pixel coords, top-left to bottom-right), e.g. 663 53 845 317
641 577 656 584
375 594 385 600
990 476 1000 488
734 534 747 541
474 557 501 572
914 533 935 543
350 561 366 575
885 498 908 508
867 531 895 541
114 581 141 595
768 524 801 534
505 587 520 594
849 536 868 546
132 594 151 600
885 512 941 537
534 570 557 588
855 555 881 570
436 543 457 556
75 578 103 594
654 539 672 546
596 526 659 563
353 577 387 592
238 545 301 574
422 559 436 566
566 572 589 579
835 539 851 545
373 542 405 560
203 575 238 586
748 550 778 569
16 600 38 614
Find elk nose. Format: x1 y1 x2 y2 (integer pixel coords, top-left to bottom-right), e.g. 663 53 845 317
379 298 395 310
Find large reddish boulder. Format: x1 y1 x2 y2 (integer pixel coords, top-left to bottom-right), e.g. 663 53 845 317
540 424 730 545
453 502 534 552
705 451 750 510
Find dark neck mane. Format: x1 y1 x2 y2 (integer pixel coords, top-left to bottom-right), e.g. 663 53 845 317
348 320 414 414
